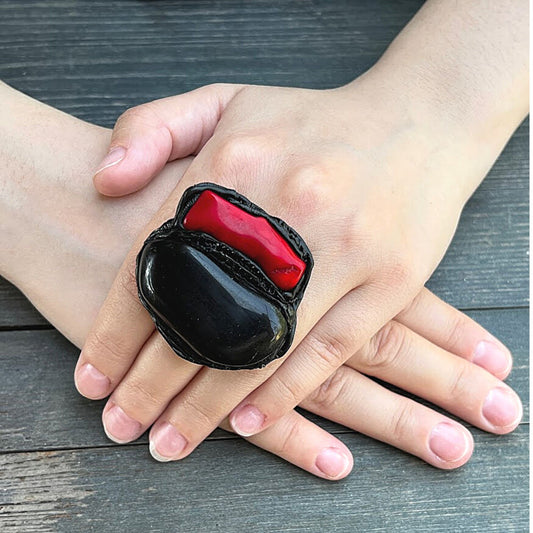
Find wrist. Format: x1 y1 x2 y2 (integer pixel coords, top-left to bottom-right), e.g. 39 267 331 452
339 0 527 204
331 76 474 209
339 60 522 206
0 85 111 281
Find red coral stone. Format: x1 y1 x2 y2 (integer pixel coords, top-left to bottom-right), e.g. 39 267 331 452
183 190 306 290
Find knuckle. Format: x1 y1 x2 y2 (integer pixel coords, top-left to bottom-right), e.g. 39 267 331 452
205 82 233 94
86 327 132 367
395 291 422 320
389 401 417 443
362 321 409 371
273 375 303 408
280 163 337 222
447 361 472 401
336 211 367 255
443 312 469 353
117 103 159 129
211 134 269 178
120 378 162 415
273 417 301 457
305 332 348 370
306 366 351 411
383 259 412 289
178 396 217 432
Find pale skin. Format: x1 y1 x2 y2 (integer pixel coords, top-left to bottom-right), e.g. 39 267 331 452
0 85 521 480
3 0 527 480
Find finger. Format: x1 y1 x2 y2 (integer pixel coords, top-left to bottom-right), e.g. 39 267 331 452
396 288 512 378
144 361 284 460
94 83 243 196
228 282 409 437
75 188 183 400
154 412 354 481
300 366 474 470
74 256 155 400
349 320 523 434
99 333 201 444
76 155 214 400
223 414 353 481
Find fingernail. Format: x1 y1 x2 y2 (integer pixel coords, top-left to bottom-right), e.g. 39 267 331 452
230 405 265 437
95 146 126 174
315 447 351 479
473 340 511 375
482 387 522 429
149 422 188 461
76 363 110 398
429 422 470 462
103 403 142 444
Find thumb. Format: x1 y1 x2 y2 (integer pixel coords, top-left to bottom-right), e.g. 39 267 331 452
93 83 243 197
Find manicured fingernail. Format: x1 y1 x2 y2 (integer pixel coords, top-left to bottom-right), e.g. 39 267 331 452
103 403 142 444
473 340 511 375
95 146 126 174
315 447 351 479
482 387 522 429
76 363 110 398
230 405 265 436
429 422 469 462
149 422 188 461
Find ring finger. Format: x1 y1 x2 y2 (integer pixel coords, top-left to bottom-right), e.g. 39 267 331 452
349 320 522 434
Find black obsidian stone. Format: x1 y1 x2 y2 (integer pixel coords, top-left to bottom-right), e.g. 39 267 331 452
136 183 313 370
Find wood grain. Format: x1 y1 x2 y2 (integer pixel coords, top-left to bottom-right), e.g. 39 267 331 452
1 427 528 532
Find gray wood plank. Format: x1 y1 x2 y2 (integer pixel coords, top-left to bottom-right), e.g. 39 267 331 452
0 0 422 111
0 279 49 328
0 426 528 533
0 308 527 453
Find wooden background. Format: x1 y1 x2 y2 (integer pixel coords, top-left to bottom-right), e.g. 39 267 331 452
0 1 529 531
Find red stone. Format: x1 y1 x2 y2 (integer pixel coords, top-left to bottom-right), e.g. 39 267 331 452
183 190 306 290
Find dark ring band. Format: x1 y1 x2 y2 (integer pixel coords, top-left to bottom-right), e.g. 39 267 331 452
136 182 313 370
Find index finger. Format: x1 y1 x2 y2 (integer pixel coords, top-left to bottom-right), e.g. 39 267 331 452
74 185 187 399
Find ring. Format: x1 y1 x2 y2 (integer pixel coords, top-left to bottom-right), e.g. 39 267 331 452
136 182 313 370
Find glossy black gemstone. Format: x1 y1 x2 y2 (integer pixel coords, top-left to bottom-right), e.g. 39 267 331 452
137 240 290 369
136 183 313 370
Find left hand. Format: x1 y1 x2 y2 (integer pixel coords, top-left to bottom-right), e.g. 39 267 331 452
76 80 521 470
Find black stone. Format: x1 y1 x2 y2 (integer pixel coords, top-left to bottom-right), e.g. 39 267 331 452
136 183 313 370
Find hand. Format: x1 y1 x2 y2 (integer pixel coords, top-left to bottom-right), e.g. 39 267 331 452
2 83 518 480
75 78 522 475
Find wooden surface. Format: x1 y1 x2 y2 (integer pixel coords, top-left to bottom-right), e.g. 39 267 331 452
0 1 529 532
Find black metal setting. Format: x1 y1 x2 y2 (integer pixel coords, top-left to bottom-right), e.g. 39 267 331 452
136 182 313 370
